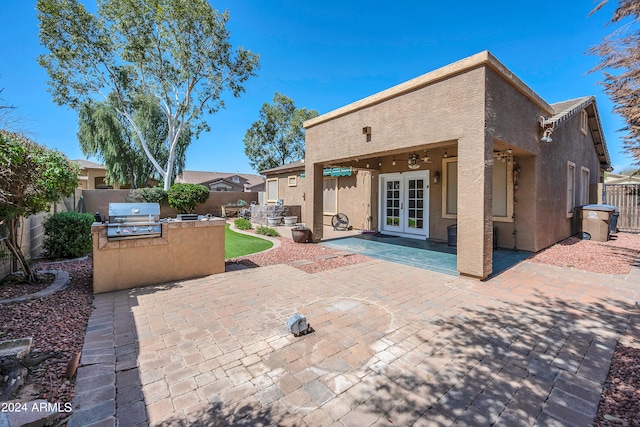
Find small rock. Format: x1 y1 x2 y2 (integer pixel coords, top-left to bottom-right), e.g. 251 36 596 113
604 414 624 422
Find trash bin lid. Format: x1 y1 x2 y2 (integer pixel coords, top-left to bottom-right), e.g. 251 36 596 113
581 204 617 212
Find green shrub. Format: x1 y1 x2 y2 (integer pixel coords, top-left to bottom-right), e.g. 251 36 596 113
128 186 167 204
256 226 279 237
234 218 253 230
43 212 94 259
167 183 209 214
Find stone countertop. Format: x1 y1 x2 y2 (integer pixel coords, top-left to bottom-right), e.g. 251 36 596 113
92 217 226 251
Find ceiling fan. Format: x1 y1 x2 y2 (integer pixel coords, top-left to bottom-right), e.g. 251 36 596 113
422 151 434 164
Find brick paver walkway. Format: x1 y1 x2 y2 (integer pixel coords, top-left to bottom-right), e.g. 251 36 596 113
68 259 640 426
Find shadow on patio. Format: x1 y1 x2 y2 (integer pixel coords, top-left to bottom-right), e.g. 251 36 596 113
69 259 639 427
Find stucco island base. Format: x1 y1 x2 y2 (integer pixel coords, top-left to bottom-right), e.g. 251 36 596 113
91 218 225 294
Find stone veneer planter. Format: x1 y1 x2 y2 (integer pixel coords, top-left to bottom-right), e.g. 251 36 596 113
251 205 302 226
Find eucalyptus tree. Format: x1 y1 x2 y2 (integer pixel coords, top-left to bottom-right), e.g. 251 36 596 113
37 0 259 190
77 95 189 188
244 93 318 173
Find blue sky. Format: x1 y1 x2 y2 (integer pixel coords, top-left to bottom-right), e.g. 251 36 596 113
0 0 632 174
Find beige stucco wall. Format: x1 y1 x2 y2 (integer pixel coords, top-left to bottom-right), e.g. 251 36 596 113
485 68 603 251
92 219 225 293
82 190 258 219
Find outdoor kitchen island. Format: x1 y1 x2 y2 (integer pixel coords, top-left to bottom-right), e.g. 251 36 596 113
91 214 226 294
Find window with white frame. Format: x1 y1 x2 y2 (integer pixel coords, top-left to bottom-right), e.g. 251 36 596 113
442 155 513 221
566 161 576 217
580 166 590 206
266 178 278 202
323 177 337 215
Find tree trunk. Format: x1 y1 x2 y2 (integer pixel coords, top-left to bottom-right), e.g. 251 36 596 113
6 217 37 283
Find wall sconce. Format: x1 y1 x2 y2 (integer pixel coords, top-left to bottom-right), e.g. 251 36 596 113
539 116 554 143
433 171 440 184
443 149 448 158
392 156 396 166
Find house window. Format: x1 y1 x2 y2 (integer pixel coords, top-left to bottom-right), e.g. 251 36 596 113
580 166 590 206
492 154 514 222
288 175 297 187
323 177 337 215
567 161 576 217
442 158 458 218
442 156 513 221
580 110 588 135
266 178 278 202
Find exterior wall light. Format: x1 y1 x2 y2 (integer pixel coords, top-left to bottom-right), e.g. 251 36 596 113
433 171 440 184
539 116 554 143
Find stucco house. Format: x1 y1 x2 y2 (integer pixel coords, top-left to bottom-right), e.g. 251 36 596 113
261 160 372 228
301 51 611 279
175 170 265 192
73 159 123 189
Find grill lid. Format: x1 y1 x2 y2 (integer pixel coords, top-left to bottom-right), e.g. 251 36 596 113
108 202 160 219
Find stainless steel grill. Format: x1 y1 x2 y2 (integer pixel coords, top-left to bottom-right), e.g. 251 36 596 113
107 203 162 240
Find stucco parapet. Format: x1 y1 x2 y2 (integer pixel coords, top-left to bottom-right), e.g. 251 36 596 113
304 50 553 129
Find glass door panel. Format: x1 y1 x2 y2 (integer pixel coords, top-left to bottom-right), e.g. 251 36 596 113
383 178 402 232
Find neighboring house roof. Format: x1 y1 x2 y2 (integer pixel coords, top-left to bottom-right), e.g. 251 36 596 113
72 159 105 170
605 173 640 185
260 160 305 175
203 177 245 191
176 170 264 189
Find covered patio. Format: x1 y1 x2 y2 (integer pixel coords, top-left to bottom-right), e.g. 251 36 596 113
321 232 532 277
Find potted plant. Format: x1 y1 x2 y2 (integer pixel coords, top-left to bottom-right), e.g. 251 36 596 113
167 183 210 220
291 223 311 243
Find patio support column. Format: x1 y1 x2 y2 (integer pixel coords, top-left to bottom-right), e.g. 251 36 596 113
306 162 324 243
456 134 493 278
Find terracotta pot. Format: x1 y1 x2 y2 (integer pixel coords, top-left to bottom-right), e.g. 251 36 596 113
291 228 310 243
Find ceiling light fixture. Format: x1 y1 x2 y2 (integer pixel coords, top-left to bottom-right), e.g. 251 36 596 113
408 153 421 170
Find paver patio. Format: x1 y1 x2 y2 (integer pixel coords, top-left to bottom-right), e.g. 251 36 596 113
69 257 640 426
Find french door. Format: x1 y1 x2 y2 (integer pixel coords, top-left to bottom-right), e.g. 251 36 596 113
380 171 429 238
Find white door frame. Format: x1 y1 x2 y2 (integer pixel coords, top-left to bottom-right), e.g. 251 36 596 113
379 171 430 239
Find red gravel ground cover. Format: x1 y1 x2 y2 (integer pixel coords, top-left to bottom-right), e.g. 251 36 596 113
227 235 373 274
0 258 93 407
528 232 640 275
